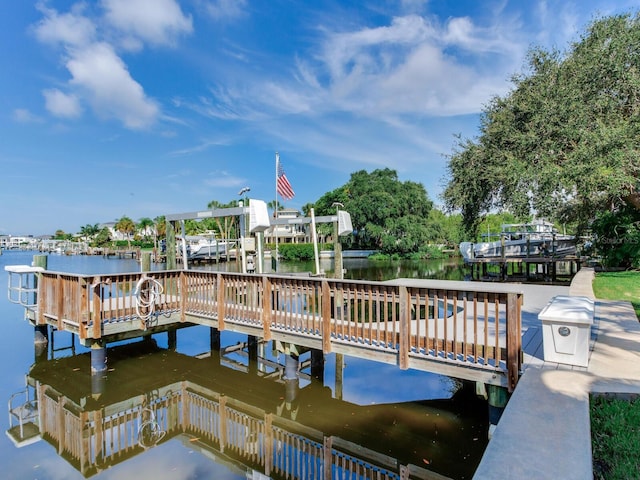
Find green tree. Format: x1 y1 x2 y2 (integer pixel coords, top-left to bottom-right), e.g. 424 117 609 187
154 216 166 238
300 202 314 217
443 13 640 241
92 227 111 247
54 229 72 240
267 200 287 217
591 205 640 268
207 199 239 240
79 223 100 241
137 217 154 241
115 215 136 247
314 168 434 255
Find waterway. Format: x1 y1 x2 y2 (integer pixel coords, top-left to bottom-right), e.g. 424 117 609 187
0 251 487 480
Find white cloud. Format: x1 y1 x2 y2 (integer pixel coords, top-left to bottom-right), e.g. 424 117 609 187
203 171 247 188
43 89 83 118
33 2 96 47
32 4 163 129
203 0 248 21
66 42 159 129
13 109 42 123
102 0 193 47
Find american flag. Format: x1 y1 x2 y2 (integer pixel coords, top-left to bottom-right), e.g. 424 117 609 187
276 156 295 200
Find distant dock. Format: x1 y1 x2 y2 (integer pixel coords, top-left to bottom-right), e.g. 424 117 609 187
465 255 582 284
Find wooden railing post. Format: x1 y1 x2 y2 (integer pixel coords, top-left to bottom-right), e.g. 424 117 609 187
262 276 272 340
399 465 410 480
217 274 225 329
323 436 333 480
179 271 187 323
321 280 332 354
79 277 89 339
56 274 64 331
399 286 409 370
264 413 273 476
506 292 521 392
37 274 47 325
91 278 102 340
219 395 228 452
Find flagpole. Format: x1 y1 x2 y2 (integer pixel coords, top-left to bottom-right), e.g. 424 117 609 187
275 151 279 272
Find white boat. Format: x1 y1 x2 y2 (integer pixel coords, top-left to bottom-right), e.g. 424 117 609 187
180 233 228 261
459 219 576 262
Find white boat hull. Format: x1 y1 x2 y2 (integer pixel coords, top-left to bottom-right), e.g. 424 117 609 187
460 238 576 261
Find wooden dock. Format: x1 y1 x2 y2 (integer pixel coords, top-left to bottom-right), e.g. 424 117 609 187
465 255 582 283
14 269 524 391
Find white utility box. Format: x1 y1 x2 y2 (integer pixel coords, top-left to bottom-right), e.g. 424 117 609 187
539 295 594 367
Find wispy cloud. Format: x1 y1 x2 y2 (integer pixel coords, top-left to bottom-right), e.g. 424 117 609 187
203 170 247 188
13 108 43 123
202 0 248 21
169 136 233 156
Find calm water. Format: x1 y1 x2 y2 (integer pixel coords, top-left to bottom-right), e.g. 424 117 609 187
0 251 487 480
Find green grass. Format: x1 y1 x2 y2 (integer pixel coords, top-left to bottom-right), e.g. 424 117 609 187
591 271 640 478
592 270 640 319
591 395 640 479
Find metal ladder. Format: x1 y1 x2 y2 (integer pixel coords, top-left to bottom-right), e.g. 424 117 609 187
5 265 44 308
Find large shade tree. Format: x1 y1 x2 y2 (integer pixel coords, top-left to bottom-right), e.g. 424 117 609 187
443 13 640 237
314 168 434 255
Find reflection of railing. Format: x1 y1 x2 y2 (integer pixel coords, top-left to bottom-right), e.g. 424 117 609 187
31 270 521 390
31 380 439 479
7 384 40 447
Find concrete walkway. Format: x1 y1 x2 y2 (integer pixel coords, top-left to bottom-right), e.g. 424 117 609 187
474 268 640 479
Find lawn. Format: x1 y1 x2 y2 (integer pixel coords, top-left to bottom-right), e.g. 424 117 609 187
591 395 640 479
592 270 640 320
591 270 640 479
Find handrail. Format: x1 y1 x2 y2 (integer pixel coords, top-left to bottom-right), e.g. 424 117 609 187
34 269 522 391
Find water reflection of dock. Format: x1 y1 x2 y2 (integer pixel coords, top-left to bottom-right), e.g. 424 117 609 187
11 340 487 479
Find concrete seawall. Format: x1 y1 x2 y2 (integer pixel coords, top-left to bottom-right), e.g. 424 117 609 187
474 268 640 479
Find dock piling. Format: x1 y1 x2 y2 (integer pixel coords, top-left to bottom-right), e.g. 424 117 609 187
90 341 107 374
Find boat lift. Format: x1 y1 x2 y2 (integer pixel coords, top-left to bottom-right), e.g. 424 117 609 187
165 200 352 275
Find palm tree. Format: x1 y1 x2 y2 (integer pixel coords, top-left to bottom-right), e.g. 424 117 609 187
207 199 237 240
137 217 154 241
154 216 166 238
79 223 100 242
115 215 136 248
268 200 287 217
301 203 315 217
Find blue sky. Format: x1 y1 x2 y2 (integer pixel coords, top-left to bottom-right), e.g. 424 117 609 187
1 0 635 236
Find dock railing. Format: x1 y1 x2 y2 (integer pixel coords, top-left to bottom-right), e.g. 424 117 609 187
34 270 522 391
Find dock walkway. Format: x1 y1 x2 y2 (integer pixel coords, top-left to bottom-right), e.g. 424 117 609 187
474 267 640 479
